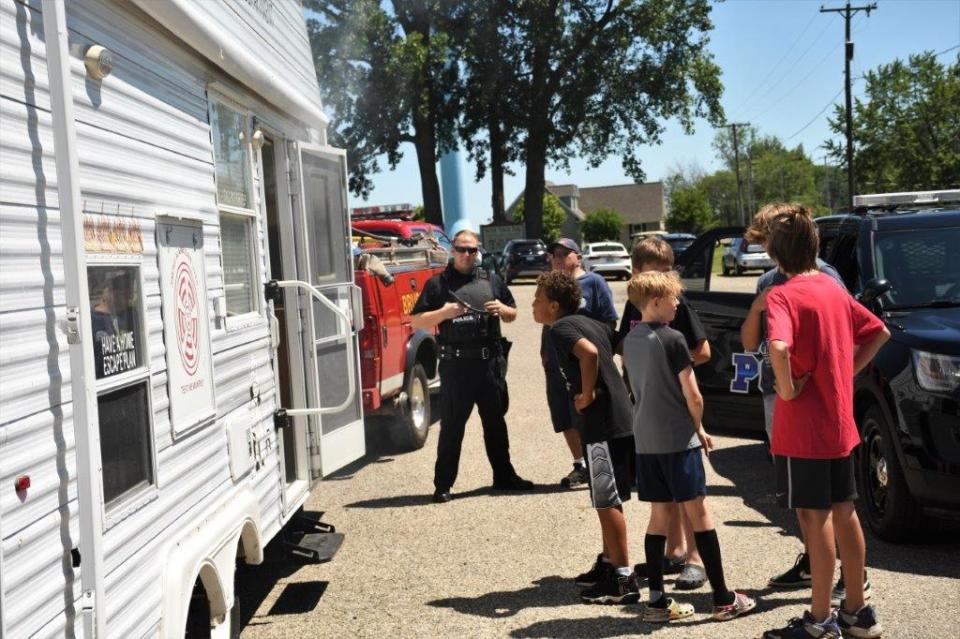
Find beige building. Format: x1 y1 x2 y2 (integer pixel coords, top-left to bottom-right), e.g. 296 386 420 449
506 181 665 245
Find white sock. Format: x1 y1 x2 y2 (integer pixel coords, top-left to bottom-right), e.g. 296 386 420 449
600 555 611 564
615 566 631 578
573 457 585 468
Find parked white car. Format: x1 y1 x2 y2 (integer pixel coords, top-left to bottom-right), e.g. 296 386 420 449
583 242 632 279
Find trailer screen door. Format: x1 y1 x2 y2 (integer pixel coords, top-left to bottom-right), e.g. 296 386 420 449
293 144 365 476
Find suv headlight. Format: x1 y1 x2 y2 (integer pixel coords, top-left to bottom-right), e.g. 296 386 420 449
912 350 960 392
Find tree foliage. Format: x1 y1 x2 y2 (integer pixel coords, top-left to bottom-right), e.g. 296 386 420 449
581 207 624 243
512 192 567 245
825 52 960 192
305 1 460 225
665 186 716 233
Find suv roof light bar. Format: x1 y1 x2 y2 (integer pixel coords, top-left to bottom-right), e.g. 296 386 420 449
853 189 960 208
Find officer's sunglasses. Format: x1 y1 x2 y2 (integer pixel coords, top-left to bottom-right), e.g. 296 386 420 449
453 245 479 255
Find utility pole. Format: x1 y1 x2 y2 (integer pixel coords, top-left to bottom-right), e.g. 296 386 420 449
820 2 876 209
723 122 749 225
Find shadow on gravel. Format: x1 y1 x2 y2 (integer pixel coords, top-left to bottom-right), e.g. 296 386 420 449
344 484 571 509
708 441 960 580
428 575 571 618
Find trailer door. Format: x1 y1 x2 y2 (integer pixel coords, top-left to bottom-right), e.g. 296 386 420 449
287 143 365 477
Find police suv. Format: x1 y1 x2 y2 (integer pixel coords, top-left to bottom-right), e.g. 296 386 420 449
674 190 960 542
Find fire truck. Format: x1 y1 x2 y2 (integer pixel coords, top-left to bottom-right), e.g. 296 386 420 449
352 209 448 449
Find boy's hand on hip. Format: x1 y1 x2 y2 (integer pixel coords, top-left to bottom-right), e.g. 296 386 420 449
574 390 595 413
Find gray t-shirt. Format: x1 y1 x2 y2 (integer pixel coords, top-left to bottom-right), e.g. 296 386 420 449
756 259 843 394
622 323 700 454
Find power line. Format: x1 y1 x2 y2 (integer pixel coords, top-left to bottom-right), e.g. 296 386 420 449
934 43 960 57
785 85 846 141
729 13 819 115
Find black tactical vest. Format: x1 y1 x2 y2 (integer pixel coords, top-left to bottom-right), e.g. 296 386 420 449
438 267 502 344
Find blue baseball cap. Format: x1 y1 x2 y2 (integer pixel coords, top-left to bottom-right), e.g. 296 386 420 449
548 238 581 254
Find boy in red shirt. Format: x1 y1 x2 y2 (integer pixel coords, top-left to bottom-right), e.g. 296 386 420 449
761 207 890 639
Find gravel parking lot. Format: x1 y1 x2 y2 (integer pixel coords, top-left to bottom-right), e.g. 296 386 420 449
238 278 959 638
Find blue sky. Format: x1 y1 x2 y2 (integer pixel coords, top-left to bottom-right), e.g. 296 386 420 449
344 0 960 227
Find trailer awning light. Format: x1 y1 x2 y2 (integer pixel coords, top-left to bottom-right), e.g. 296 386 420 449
15 475 30 492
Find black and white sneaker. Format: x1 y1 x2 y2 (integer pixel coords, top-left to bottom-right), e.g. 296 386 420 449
580 570 640 605
768 553 812 588
574 553 608 587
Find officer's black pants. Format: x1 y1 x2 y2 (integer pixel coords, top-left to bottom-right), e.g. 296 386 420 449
434 355 516 491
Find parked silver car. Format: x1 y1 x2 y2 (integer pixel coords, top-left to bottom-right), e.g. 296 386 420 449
721 238 775 275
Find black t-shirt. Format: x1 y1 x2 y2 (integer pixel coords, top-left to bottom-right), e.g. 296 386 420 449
616 295 707 351
411 264 516 342
549 314 633 443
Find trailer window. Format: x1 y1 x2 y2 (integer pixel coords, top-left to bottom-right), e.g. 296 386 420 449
209 98 260 320
210 101 253 209
87 264 155 507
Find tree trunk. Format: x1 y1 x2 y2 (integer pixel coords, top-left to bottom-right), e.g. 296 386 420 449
521 3 556 241
523 136 546 240
489 117 507 223
412 125 443 227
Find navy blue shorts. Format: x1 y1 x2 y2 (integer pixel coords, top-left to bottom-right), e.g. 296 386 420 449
635 448 707 503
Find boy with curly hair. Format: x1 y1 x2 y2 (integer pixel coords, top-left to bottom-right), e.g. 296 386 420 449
533 270 638 604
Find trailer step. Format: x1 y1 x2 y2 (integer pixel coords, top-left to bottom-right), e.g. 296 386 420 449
284 531 344 563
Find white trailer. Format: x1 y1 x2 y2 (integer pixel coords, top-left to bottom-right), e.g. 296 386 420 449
0 1 365 636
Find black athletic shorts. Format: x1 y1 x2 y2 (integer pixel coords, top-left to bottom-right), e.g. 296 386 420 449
583 436 635 509
635 448 707 503
775 454 857 510
545 366 573 433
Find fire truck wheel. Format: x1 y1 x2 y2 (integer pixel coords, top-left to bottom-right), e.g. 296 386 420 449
389 363 431 450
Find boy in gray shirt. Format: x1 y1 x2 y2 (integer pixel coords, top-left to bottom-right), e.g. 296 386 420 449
623 270 756 624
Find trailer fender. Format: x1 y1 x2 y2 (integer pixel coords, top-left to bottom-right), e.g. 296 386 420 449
405 330 437 382
162 489 262 638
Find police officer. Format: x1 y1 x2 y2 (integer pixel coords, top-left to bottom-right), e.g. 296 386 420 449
411 227 534 503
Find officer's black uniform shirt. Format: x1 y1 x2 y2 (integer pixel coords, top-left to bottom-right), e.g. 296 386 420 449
549 314 633 444
615 296 707 350
411 263 516 343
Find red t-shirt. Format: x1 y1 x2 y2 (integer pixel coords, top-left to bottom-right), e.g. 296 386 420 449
766 273 886 459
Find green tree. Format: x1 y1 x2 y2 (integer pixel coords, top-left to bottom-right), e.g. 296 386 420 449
666 186 716 233
513 193 567 244
825 52 960 193
581 208 624 242
512 0 725 240
306 1 460 226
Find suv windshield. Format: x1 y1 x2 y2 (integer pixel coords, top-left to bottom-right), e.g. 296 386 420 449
875 226 960 308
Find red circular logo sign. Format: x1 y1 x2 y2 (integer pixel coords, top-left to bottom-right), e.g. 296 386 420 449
174 251 200 376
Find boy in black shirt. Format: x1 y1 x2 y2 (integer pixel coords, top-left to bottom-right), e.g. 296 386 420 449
533 271 639 605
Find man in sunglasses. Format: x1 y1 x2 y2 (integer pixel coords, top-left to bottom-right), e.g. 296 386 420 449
412 227 534 503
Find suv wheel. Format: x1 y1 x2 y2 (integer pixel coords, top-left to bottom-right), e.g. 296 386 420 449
734 262 744 276
858 405 918 542
388 363 431 450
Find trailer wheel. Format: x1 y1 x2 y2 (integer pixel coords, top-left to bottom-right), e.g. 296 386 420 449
388 363 431 450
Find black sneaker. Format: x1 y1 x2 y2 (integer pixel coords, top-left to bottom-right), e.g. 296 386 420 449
634 554 686 578
768 553 812 588
560 465 588 488
574 553 608 587
580 570 640 605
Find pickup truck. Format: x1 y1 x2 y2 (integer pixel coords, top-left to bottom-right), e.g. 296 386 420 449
354 242 446 449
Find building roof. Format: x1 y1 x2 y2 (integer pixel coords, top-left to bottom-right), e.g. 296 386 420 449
577 182 664 224
545 182 581 200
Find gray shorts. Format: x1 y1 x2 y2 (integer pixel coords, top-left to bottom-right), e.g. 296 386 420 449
763 393 776 442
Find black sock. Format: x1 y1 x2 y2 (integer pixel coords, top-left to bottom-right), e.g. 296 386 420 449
694 529 734 606
645 534 667 604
